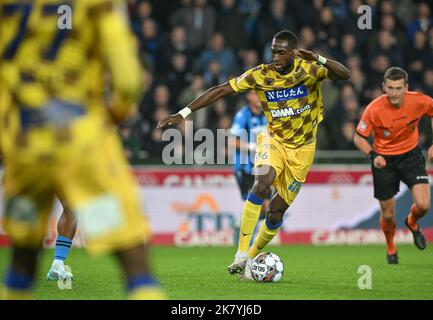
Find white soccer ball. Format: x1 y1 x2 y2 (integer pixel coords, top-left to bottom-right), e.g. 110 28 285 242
251 252 284 283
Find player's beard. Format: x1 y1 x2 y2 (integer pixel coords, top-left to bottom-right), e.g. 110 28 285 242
275 60 294 75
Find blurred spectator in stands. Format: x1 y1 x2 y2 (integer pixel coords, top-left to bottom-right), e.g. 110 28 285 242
427 26 433 57
314 6 339 51
238 49 259 72
131 0 155 36
380 13 407 48
156 26 192 75
321 80 339 115
139 18 160 68
379 0 394 16
291 0 324 29
422 69 433 97
170 0 217 53
419 69 433 147
339 0 373 48
325 83 360 149
365 54 390 94
349 67 366 102
217 0 247 51
299 26 316 51
405 30 431 87
345 55 361 71
161 53 193 105
179 75 208 128
335 33 357 63
143 105 171 156
203 60 225 87
209 100 230 133
196 33 238 80
393 0 417 26
337 120 358 150
120 118 145 162
328 0 349 22
407 1 433 44
258 0 297 50
237 0 262 49
368 29 403 68
151 84 173 114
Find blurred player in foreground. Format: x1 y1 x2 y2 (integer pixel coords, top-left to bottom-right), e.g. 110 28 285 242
0 0 164 299
158 30 350 280
229 91 270 250
354 67 433 264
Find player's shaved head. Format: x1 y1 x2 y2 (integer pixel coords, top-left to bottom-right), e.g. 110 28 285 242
273 30 298 50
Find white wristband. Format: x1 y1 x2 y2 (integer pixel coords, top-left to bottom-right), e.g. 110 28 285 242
317 55 327 65
177 107 192 119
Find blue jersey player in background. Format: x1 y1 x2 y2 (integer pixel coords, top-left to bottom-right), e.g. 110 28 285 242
229 91 271 247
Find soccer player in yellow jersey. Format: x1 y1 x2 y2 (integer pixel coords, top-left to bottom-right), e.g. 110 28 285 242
158 30 350 280
0 0 164 299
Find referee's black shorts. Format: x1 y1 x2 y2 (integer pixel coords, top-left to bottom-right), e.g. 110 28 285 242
372 146 430 201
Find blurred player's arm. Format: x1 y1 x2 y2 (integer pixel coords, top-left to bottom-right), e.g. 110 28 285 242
157 82 234 128
96 2 143 123
294 49 351 80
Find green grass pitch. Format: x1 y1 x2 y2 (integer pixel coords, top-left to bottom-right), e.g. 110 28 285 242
0 244 432 300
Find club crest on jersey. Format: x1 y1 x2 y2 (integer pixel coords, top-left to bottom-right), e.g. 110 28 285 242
265 78 274 85
264 85 307 102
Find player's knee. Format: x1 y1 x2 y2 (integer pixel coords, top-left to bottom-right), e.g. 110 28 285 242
415 201 430 213
266 209 284 226
381 211 395 223
252 181 270 199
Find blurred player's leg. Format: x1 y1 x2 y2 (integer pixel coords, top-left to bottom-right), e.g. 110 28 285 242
2 165 54 299
228 166 276 274
405 184 430 250
3 247 40 300
58 130 165 299
115 243 165 300
47 204 76 281
379 198 398 264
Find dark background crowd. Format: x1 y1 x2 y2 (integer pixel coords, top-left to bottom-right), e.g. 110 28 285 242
119 0 433 163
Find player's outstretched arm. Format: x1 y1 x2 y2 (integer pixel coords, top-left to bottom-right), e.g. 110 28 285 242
294 49 351 80
157 82 235 128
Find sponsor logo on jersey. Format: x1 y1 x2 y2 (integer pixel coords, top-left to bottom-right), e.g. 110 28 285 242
265 85 307 102
270 104 311 119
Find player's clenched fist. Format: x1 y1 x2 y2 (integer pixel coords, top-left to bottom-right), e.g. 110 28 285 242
157 114 184 128
373 155 387 169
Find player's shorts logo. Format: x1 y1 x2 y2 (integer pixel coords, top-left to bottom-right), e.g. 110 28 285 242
287 180 302 193
265 85 308 102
